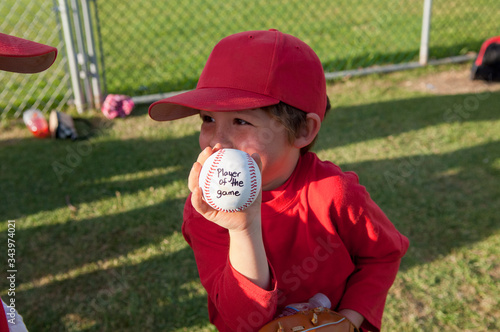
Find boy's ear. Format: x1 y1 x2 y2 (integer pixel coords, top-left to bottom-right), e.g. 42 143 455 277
294 113 322 149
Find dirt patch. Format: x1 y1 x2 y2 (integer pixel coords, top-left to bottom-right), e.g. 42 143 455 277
327 65 500 98
401 67 500 95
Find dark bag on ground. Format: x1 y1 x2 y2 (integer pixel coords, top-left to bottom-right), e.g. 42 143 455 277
49 111 92 140
471 36 500 82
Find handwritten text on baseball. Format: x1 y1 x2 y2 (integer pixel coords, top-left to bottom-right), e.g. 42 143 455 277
217 168 243 198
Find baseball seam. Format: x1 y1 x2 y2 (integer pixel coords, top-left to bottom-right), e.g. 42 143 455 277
237 153 258 211
203 149 225 209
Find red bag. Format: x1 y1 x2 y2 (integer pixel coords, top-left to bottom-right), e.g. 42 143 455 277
471 36 500 82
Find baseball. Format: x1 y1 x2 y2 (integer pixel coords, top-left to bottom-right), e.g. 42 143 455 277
199 148 262 212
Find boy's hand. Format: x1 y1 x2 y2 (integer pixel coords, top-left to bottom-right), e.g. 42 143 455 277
189 144 270 289
188 144 263 232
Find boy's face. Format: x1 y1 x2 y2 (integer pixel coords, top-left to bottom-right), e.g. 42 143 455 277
198 108 300 191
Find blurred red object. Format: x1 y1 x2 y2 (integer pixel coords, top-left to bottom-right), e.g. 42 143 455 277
23 109 50 138
101 94 134 119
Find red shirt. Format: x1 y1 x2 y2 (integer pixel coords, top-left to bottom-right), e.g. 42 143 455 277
183 152 409 331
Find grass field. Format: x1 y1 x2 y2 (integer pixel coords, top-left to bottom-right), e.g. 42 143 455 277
0 63 499 331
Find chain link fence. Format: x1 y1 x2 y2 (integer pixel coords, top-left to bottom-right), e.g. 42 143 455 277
93 0 499 99
2 0 500 119
1 0 73 120
430 0 497 57
95 0 424 97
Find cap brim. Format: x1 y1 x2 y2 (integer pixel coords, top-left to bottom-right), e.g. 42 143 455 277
0 33 58 73
149 87 280 121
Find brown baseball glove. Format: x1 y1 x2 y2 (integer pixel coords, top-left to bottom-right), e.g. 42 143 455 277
259 307 360 332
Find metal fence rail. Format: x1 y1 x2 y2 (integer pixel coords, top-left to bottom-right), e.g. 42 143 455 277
2 0 500 119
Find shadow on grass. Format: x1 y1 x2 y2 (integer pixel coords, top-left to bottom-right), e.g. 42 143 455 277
0 129 200 220
14 197 188 280
0 122 209 330
318 90 499 149
18 246 209 331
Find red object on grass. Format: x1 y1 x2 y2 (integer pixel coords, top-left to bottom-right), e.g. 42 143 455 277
23 109 50 138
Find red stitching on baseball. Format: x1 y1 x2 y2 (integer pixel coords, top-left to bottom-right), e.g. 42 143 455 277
203 149 226 211
245 154 258 209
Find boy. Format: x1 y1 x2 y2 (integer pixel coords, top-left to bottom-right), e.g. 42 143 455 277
149 29 409 332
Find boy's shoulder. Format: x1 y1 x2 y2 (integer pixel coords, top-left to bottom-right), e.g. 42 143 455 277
298 152 365 203
301 152 360 185
296 153 371 214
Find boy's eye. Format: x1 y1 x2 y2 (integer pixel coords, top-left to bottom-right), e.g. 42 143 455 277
234 118 251 126
201 115 214 123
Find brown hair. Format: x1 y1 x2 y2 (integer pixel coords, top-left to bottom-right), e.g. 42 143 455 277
262 96 331 154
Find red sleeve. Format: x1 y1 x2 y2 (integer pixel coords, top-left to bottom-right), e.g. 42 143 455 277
182 196 279 331
329 172 409 332
0 299 9 332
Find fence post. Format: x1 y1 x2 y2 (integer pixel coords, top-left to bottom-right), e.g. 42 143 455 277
58 0 85 113
80 0 103 110
419 0 433 65
70 0 95 109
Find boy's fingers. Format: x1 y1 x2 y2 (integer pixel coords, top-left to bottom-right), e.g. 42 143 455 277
191 186 210 215
188 162 202 192
197 143 222 165
191 144 222 192
191 144 226 192
191 144 237 216
196 147 212 165
191 186 202 210
190 146 216 193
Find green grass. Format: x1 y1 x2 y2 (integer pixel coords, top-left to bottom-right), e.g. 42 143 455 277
1 63 499 331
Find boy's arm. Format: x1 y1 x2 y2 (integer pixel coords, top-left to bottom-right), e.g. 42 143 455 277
330 173 409 332
228 218 271 290
185 145 277 330
188 145 270 290
182 209 278 331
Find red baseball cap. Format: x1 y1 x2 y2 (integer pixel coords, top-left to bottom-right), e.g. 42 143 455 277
149 29 327 122
0 32 57 73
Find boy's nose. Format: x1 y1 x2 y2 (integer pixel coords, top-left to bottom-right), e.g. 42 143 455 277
210 127 233 149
